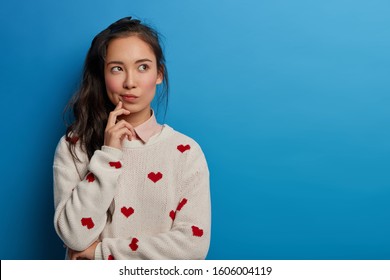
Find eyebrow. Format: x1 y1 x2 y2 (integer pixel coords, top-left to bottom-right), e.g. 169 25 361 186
106 58 154 65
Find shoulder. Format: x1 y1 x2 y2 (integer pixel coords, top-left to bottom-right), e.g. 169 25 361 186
54 134 79 155
54 135 88 167
163 125 205 154
54 135 70 157
162 125 208 171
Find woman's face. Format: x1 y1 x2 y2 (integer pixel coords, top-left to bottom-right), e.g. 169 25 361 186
104 35 163 120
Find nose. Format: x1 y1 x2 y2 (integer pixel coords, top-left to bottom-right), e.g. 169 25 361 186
123 71 136 89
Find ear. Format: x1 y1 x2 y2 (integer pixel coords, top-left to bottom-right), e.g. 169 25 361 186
156 66 164 85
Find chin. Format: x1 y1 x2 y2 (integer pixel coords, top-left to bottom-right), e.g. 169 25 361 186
123 103 145 113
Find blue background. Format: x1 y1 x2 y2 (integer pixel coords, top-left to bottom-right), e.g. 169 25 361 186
0 0 389 259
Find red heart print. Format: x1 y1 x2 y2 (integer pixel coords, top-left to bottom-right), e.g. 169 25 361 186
108 255 115 260
177 144 191 153
86 172 95 183
177 198 188 211
192 226 203 237
148 172 163 183
109 161 122 169
129 238 139 251
121 207 134 218
169 210 176 221
66 136 79 144
81 217 94 229
170 198 188 221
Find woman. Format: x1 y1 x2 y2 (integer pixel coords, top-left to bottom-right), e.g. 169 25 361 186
53 17 211 260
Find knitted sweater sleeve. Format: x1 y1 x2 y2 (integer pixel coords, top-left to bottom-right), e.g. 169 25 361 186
94 141 211 260
53 136 123 251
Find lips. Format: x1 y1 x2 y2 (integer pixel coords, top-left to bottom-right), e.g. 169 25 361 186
120 94 138 102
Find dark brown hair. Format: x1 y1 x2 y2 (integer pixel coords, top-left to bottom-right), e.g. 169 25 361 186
65 17 169 160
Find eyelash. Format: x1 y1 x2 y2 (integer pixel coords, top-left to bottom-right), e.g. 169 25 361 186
110 64 149 73
138 64 149 71
111 66 123 73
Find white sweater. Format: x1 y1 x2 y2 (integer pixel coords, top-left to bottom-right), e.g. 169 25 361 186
53 125 211 259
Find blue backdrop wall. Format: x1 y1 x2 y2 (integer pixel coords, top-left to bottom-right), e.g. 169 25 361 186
0 0 389 259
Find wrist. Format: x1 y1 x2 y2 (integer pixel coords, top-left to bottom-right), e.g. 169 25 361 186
94 242 103 260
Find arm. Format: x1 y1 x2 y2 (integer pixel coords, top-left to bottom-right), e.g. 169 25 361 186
53 139 123 251
54 101 135 251
94 142 211 260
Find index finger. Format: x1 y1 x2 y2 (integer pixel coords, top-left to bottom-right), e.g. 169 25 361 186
107 101 130 127
115 101 123 110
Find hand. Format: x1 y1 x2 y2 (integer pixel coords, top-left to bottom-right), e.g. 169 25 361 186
68 241 100 260
104 101 136 149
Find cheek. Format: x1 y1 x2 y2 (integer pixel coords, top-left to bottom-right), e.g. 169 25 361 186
140 74 159 91
105 75 121 93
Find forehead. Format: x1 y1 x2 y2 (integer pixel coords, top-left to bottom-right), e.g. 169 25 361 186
106 35 156 61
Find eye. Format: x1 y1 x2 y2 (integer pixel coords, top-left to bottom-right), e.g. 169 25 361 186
138 64 149 72
111 66 123 73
